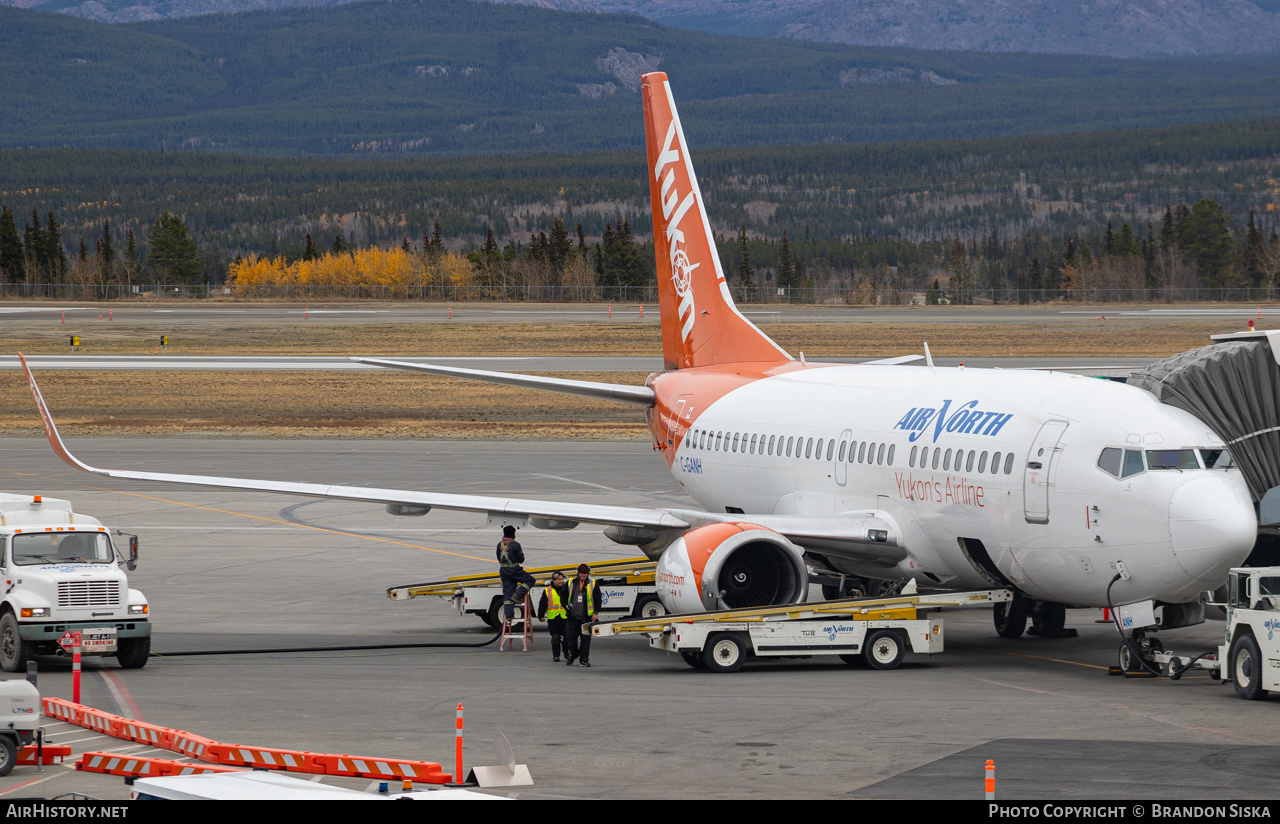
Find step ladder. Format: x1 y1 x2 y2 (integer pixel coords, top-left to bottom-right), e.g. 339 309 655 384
500 591 534 651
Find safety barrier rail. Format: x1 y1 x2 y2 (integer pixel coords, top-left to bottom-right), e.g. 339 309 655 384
44 698 451 784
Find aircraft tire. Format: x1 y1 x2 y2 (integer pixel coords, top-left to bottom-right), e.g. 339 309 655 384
993 601 1028 639
1232 634 1269 700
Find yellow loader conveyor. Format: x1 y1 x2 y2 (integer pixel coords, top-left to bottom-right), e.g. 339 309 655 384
593 587 1012 674
387 557 656 601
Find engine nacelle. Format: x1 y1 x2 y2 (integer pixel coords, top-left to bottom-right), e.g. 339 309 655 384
655 522 808 613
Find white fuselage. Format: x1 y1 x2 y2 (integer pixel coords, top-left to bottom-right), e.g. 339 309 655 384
670 364 1257 608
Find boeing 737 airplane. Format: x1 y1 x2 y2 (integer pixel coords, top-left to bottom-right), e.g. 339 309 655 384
21 72 1259 644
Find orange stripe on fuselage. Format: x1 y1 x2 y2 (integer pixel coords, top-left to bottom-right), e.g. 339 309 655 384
647 361 840 468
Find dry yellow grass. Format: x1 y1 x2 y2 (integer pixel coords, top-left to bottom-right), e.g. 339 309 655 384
0 371 653 439
0 320 1232 358
0 315 1241 439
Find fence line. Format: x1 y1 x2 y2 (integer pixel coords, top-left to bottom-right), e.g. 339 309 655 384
3 282 1279 304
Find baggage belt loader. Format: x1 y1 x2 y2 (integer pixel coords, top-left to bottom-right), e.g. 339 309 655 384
593 585 1012 673
388 558 664 627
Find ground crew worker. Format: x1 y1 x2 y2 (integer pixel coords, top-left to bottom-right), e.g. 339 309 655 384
497 525 535 620
564 563 601 668
537 571 570 662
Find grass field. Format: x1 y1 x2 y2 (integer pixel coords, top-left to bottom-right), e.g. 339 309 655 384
0 316 1238 438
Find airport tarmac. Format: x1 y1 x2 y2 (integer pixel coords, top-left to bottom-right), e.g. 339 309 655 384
0 437 1276 801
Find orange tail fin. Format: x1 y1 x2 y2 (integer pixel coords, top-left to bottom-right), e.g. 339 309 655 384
641 72 791 371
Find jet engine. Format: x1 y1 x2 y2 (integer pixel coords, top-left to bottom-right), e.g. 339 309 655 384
655 522 808 614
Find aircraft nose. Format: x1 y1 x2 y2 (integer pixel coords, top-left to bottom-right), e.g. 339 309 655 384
1169 476 1256 583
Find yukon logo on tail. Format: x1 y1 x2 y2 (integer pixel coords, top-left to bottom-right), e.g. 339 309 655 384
641 72 792 369
654 121 698 344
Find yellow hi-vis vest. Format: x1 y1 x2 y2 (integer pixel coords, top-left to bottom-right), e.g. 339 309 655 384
545 585 566 620
571 578 597 619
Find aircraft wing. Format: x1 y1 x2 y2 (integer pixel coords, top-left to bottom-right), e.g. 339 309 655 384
19 355 683 532
20 355 908 567
350 358 656 406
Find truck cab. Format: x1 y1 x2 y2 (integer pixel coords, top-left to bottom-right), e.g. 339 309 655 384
1221 566 1280 700
0 494 151 672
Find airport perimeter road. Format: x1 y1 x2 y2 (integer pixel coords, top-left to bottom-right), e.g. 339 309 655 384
1 301 1276 328
0 438 1276 800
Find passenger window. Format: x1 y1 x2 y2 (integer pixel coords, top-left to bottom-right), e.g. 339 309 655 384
991 451 1001 473
920 447 928 468
715 432 722 451
910 445 917 467
878 443 887 465
750 434 758 454
815 438 824 460
1097 448 1122 478
805 438 814 459
869 442 877 463
858 442 867 463
768 435 775 455
966 450 975 472
732 433 739 453
943 449 952 471
978 451 988 473
1122 449 1144 477
786 436 794 457
932 448 941 470
1004 453 1015 474
838 441 847 461
826 440 835 461
848 441 857 463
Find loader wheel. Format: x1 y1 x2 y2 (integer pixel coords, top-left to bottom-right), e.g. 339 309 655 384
633 596 667 620
0 614 30 674
864 629 905 670
1232 635 1269 700
116 636 151 669
703 633 745 673
0 736 15 778
484 597 503 629
993 601 1027 639
680 650 706 669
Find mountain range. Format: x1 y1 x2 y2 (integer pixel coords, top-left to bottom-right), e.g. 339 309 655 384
5 0 1280 156
9 0 1280 57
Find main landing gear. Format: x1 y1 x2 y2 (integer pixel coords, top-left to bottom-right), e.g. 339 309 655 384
993 597 1078 639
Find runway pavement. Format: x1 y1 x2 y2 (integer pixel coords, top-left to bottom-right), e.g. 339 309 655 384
0 437 1274 801
2 301 1275 328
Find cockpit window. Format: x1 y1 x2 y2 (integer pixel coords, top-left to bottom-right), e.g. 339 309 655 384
1122 449 1145 477
1097 448 1122 477
1199 448 1235 469
1146 449 1201 470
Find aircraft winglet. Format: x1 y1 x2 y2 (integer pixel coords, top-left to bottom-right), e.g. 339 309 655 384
19 353 106 477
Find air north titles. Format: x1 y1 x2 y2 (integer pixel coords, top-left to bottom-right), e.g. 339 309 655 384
894 400 1013 444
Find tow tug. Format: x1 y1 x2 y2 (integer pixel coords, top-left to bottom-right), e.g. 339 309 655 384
1142 566 1280 698
592 583 1012 673
388 558 664 627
